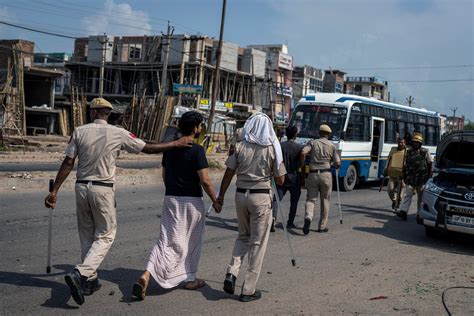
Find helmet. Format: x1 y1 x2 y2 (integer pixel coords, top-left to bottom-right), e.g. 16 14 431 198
90 98 113 109
412 132 423 143
319 124 332 133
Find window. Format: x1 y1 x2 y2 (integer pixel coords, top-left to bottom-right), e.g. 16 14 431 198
335 82 343 92
129 44 142 60
426 126 435 146
385 120 396 143
345 112 370 141
397 121 406 138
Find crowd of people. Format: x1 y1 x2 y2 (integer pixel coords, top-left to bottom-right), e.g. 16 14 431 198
45 97 433 306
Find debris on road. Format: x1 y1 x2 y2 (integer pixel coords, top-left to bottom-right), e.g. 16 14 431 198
369 295 387 300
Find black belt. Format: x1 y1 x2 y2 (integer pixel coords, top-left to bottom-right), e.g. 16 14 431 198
309 169 332 173
76 180 114 187
236 188 270 194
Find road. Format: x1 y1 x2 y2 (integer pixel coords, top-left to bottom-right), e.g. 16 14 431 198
0 161 161 172
0 182 473 314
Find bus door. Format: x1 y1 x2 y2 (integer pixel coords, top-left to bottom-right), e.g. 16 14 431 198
368 117 385 179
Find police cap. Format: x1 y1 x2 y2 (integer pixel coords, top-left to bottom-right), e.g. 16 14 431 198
412 132 423 143
319 124 332 133
90 98 113 109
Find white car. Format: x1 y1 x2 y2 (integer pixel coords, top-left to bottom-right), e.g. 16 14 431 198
418 130 474 236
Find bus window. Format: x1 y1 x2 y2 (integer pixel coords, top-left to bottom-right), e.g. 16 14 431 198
289 104 346 140
427 126 435 146
346 112 370 141
397 121 406 138
385 120 396 143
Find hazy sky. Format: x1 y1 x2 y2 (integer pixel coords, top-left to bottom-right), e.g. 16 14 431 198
1 0 472 120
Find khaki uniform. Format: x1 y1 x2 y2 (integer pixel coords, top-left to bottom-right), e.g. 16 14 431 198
302 138 340 230
225 141 286 295
65 119 145 280
385 147 406 207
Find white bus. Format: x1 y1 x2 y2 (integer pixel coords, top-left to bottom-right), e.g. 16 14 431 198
289 93 441 191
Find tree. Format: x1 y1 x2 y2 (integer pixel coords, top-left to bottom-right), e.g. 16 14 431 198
464 121 474 130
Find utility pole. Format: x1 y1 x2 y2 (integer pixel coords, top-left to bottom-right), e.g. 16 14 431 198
406 95 415 107
98 33 108 98
177 36 188 106
451 107 458 131
207 0 227 137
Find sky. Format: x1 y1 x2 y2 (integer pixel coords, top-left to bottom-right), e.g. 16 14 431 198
0 0 472 120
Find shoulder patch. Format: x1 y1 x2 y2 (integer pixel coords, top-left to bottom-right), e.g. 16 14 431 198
129 132 137 139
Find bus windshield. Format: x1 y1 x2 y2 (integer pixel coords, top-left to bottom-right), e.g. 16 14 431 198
290 104 347 140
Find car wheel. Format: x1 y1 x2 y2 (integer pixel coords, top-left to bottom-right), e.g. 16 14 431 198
424 226 437 238
340 164 357 192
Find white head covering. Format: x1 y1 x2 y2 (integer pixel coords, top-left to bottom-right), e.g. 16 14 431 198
242 112 283 167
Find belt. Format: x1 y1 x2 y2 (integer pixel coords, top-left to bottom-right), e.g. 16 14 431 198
236 188 270 194
309 169 332 173
76 180 114 187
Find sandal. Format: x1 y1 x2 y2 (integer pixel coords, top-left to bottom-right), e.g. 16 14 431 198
132 277 148 300
184 278 206 290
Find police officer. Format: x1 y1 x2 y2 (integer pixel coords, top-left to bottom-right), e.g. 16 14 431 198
383 137 407 210
44 98 190 306
301 124 341 235
217 113 286 302
398 132 433 220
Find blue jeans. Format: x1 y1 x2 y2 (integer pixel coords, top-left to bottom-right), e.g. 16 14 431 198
272 176 302 226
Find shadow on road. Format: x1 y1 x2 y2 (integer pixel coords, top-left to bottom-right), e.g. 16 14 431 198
0 267 77 310
344 204 474 255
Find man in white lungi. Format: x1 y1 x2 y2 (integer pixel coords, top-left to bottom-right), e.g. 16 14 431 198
218 113 286 302
44 98 190 306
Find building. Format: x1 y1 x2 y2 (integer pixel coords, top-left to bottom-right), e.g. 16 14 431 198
0 40 63 136
34 52 72 95
446 115 465 131
322 69 345 93
247 44 293 123
68 35 267 113
293 65 324 102
345 76 389 101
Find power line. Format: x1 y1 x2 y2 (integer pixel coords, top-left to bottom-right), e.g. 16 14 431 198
0 20 77 39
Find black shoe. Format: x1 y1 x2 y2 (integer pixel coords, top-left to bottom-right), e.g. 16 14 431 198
223 273 236 294
83 278 101 296
270 218 275 232
318 228 329 233
303 219 311 235
64 269 85 305
391 201 396 210
286 223 296 229
239 290 262 302
400 211 408 221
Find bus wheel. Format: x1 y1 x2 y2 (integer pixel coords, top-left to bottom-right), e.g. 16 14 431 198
340 164 358 191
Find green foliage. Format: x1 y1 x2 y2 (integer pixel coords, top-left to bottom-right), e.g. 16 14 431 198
464 122 474 130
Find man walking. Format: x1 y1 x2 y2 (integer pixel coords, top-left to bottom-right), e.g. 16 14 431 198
217 113 286 302
271 125 303 231
44 98 190 305
398 132 433 220
383 137 407 210
301 124 341 235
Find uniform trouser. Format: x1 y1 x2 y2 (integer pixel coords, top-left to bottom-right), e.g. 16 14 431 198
304 172 332 230
74 183 117 281
271 179 302 226
399 184 424 214
387 177 404 206
227 191 272 296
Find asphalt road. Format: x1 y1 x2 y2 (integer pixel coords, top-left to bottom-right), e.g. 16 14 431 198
1 182 473 314
0 161 161 172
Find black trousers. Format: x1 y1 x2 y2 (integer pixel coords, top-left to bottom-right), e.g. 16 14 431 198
272 175 302 226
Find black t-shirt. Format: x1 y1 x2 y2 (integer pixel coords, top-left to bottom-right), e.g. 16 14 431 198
162 143 209 197
281 140 303 174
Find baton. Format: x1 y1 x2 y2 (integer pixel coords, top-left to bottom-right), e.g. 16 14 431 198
335 169 343 224
271 181 296 267
205 190 219 217
46 179 54 273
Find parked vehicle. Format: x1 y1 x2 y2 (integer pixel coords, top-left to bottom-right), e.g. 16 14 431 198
418 130 474 236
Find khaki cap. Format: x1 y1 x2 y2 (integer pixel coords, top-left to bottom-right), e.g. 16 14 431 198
412 132 423 143
90 98 113 109
319 124 332 133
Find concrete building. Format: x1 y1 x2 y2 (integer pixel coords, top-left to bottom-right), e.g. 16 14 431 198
293 65 324 102
345 76 389 101
323 69 345 93
68 35 267 113
34 52 72 95
446 115 465 131
0 40 63 136
247 44 293 123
